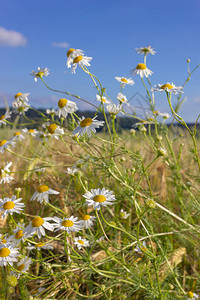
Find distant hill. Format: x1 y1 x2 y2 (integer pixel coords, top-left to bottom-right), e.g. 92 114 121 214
0 107 198 130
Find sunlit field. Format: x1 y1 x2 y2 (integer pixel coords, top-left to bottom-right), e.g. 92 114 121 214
0 47 200 300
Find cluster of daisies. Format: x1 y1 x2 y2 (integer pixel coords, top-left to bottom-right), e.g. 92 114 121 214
0 173 131 274
0 45 185 153
0 45 186 282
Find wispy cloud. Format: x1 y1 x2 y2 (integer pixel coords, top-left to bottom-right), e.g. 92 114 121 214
0 27 27 47
52 42 69 48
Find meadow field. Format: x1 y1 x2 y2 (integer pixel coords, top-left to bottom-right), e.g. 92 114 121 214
0 47 200 300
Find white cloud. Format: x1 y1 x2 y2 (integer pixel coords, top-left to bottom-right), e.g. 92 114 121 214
52 42 69 48
0 27 27 47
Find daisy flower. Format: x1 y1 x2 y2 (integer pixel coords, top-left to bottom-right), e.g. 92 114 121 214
47 124 64 139
151 83 183 95
46 108 56 115
0 234 12 245
83 188 116 210
0 243 19 266
0 111 12 127
187 291 199 299
11 224 26 246
53 216 83 233
30 185 59 204
65 167 79 176
56 98 78 118
13 105 30 115
134 241 147 255
11 131 25 141
96 94 111 104
66 48 85 68
31 67 49 82
36 132 50 142
133 120 154 128
71 54 93 74
82 215 96 229
0 196 25 219
117 93 129 105
131 63 153 78
0 139 15 153
135 46 156 55
96 236 105 243
120 209 130 219
115 76 135 89
27 242 54 251
22 128 39 137
13 92 30 107
73 116 104 138
14 257 32 278
156 111 170 119
0 162 14 184
23 216 54 239
106 103 123 115
74 236 90 250
35 167 46 174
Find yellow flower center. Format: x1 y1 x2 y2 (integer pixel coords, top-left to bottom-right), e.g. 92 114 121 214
61 220 74 227
136 63 147 70
31 217 44 227
36 242 45 247
67 48 75 57
15 230 24 240
48 124 57 134
14 132 21 136
73 56 83 64
161 84 173 90
80 118 93 127
28 129 35 133
120 212 125 217
93 195 106 203
78 240 84 245
0 248 11 257
1 239 6 244
18 264 25 271
37 185 49 193
121 78 128 83
15 92 22 99
3 201 15 210
188 291 193 298
0 168 4 177
142 47 150 53
37 71 44 77
18 107 25 112
82 215 91 220
58 98 67 108
0 115 5 121
0 140 7 147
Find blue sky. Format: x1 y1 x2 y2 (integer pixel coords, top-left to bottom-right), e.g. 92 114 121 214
0 0 200 122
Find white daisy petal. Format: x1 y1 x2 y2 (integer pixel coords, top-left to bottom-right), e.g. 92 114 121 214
53 215 83 233
30 185 59 204
73 116 104 138
0 196 25 219
83 188 116 210
151 82 183 95
131 63 153 78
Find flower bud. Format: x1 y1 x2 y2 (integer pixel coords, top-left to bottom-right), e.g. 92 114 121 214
146 199 156 208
